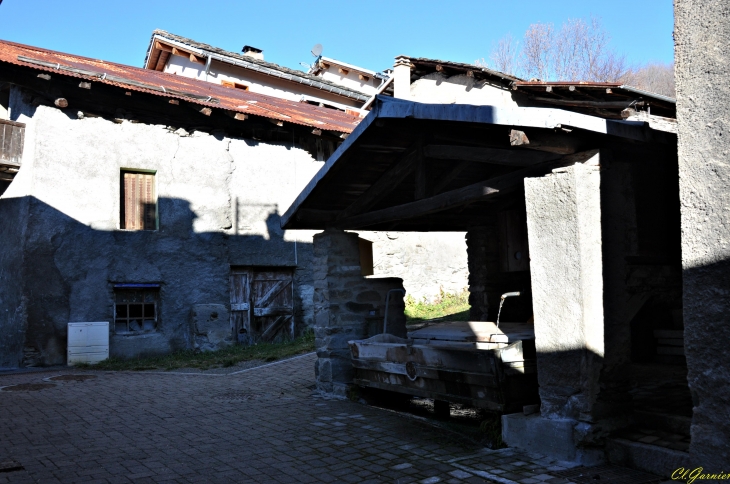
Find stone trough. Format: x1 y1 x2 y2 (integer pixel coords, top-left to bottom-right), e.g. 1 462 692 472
348 321 539 413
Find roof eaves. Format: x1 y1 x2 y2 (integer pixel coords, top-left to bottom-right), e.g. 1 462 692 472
399 55 523 84
319 56 380 77
0 39 360 133
618 85 676 104
151 30 371 101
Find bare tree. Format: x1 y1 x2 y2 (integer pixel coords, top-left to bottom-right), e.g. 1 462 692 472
521 22 555 80
475 33 519 75
478 17 630 82
621 62 676 98
491 33 520 75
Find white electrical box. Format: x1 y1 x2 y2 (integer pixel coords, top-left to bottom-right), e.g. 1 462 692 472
67 322 109 365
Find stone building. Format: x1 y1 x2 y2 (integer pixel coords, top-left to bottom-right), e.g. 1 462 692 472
0 38 460 368
281 80 696 475
139 31 471 303
143 30 383 115
0 39 364 368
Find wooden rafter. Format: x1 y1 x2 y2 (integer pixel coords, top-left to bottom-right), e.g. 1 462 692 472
336 140 421 220
334 150 598 229
424 145 559 166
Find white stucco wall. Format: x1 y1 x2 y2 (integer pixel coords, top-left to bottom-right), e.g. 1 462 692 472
164 56 362 109
317 68 381 96
410 73 519 107
359 231 468 302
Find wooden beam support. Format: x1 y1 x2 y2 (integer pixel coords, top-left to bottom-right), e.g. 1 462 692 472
424 144 560 166
54 98 68 108
335 150 598 229
188 104 212 116
154 51 170 71
358 74 370 81
189 53 204 65
155 41 173 53
531 97 643 109
337 142 421 220
338 68 349 75
225 110 248 120
509 129 578 155
432 160 471 194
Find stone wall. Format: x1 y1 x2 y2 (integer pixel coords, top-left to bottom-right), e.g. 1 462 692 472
1 88 319 366
675 0 730 468
359 230 468 302
313 229 405 396
0 86 469 367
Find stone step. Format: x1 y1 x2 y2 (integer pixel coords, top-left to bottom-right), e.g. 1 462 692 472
633 409 692 436
606 437 691 477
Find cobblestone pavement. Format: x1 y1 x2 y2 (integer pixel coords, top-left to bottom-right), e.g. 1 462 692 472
0 353 577 484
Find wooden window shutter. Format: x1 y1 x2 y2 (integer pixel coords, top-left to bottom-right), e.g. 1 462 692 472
122 172 156 230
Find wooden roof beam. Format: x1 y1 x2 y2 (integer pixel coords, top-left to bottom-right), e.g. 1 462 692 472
424 144 560 166
509 129 578 155
337 140 421 220
334 150 599 229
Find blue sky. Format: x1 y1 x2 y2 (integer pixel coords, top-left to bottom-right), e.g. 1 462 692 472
0 0 674 73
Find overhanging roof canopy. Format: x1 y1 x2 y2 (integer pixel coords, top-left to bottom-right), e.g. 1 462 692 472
281 96 675 232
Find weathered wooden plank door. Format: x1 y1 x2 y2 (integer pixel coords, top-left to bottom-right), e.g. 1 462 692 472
229 269 251 344
0 119 25 165
230 268 294 344
251 270 294 343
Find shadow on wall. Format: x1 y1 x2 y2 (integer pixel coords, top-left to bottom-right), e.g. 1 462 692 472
0 195 313 368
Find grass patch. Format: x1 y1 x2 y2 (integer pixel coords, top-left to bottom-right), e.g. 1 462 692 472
405 289 470 324
77 329 315 372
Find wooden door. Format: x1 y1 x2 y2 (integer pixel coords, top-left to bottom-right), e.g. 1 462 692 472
230 269 251 344
230 268 294 344
251 270 294 343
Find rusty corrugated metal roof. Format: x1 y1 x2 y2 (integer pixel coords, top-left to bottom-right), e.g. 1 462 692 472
0 39 361 134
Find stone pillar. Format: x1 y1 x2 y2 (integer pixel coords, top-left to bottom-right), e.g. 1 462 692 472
313 229 405 397
393 56 413 100
466 223 499 321
526 162 604 419
503 159 605 464
675 0 730 468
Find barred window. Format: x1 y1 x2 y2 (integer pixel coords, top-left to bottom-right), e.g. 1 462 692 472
121 171 156 230
114 288 159 334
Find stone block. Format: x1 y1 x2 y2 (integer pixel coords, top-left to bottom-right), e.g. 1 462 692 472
317 358 332 383
502 413 605 465
191 304 232 352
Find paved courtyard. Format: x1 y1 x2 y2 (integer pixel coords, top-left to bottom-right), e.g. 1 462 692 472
0 353 583 484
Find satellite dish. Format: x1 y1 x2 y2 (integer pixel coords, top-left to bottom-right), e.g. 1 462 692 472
311 44 323 57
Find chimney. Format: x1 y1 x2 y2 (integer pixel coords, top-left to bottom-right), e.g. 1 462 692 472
242 45 264 61
393 56 413 100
